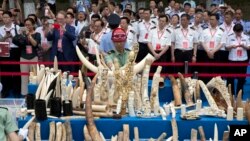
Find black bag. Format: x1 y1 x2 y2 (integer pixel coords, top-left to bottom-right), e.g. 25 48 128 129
12 34 26 47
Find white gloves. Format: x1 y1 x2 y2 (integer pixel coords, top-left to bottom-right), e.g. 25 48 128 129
18 128 28 139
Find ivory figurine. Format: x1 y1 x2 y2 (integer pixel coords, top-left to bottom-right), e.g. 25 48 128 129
191 129 197 141
128 91 136 117
178 73 194 105
171 119 178 141
198 126 206 141
48 122 56 141
169 75 182 106
134 127 139 141
113 58 123 103
150 66 162 112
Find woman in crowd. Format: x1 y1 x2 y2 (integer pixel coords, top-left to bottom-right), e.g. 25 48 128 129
13 18 41 96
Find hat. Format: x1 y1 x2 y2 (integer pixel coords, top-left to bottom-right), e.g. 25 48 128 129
107 14 121 25
111 28 127 42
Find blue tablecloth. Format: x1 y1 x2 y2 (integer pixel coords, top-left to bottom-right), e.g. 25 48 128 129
18 112 248 141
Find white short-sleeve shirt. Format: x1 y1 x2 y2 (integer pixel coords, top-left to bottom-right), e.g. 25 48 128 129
219 22 235 50
137 20 156 43
226 33 250 61
148 26 171 51
171 26 198 50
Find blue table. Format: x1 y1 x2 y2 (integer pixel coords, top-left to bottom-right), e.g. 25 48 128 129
23 80 249 140
18 112 248 140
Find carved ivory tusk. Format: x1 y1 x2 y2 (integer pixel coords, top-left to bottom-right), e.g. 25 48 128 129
169 75 182 106
178 72 193 106
199 80 218 109
236 89 243 109
76 45 155 75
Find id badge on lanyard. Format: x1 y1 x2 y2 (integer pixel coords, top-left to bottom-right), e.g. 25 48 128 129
144 33 148 39
182 39 189 49
57 39 62 49
156 43 161 50
209 40 215 49
237 48 243 57
26 45 33 54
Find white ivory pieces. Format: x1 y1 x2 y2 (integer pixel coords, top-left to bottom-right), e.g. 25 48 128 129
159 107 167 120
116 96 122 114
199 80 219 109
237 107 244 121
141 63 150 104
134 127 139 141
191 128 197 141
128 91 136 117
214 123 218 141
196 99 202 111
163 104 170 116
170 103 176 118
181 104 186 116
171 119 178 141
227 106 234 121
150 66 162 113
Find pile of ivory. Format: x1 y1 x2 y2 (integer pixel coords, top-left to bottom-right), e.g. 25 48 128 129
26 121 73 141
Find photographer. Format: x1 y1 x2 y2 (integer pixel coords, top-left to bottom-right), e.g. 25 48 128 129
0 11 20 98
12 18 41 96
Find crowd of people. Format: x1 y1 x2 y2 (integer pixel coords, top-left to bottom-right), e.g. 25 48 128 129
0 0 250 98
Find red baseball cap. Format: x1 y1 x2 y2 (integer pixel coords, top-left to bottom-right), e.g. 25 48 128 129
111 28 127 42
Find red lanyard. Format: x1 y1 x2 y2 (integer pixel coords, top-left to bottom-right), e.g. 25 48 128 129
144 22 151 32
181 28 188 39
94 31 103 41
210 28 217 39
157 29 165 40
236 36 242 45
225 24 232 34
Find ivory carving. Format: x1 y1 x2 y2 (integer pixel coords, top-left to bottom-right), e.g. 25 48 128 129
169 75 182 106
150 66 162 113
83 125 92 141
128 91 136 117
141 61 151 104
214 123 218 141
199 80 218 109
227 106 233 121
134 74 142 112
123 124 129 141
116 96 122 114
159 107 167 120
237 107 243 121
178 73 194 105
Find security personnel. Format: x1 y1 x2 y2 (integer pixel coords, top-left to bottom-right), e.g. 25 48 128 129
136 8 156 62
226 24 250 95
148 14 171 74
201 13 225 75
171 14 198 73
105 28 130 68
0 107 28 141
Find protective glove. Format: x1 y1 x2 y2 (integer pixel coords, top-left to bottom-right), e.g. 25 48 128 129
18 128 28 139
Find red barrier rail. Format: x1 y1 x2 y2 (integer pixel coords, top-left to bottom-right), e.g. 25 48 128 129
0 61 250 66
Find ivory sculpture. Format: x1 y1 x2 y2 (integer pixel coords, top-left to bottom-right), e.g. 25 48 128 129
134 74 143 112
128 91 136 117
169 75 182 106
178 73 194 105
150 66 162 115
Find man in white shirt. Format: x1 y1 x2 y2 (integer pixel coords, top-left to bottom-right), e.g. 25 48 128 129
148 14 171 73
171 14 198 73
136 8 156 62
0 11 20 98
201 13 225 74
120 17 136 50
226 24 250 95
75 11 89 35
165 0 175 15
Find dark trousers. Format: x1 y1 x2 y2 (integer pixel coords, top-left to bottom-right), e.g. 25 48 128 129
149 50 167 75
0 48 21 97
227 60 248 95
136 42 149 63
57 51 77 73
174 49 193 74
219 50 229 74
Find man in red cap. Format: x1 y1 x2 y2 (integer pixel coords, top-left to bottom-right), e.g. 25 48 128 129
104 28 129 68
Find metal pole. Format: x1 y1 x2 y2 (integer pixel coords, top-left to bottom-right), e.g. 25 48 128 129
193 71 198 79
184 61 188 74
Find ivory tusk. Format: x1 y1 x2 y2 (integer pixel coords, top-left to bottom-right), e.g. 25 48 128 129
171 119 178 141
23 116 35 129
169 75 182 106
48 122 56 141
83 125 92 141
117 131 123 141
191 129 197 141
156 132 167 141
55 122 62 141
35 123 41 141
35 75 46 99
53 56 58 72
214 123 218 141
198 126 206 141
123 124 129 141
64 121 73 141
236 89 243 109
61 123 67 141
134 127 139 141
166 136 173 141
